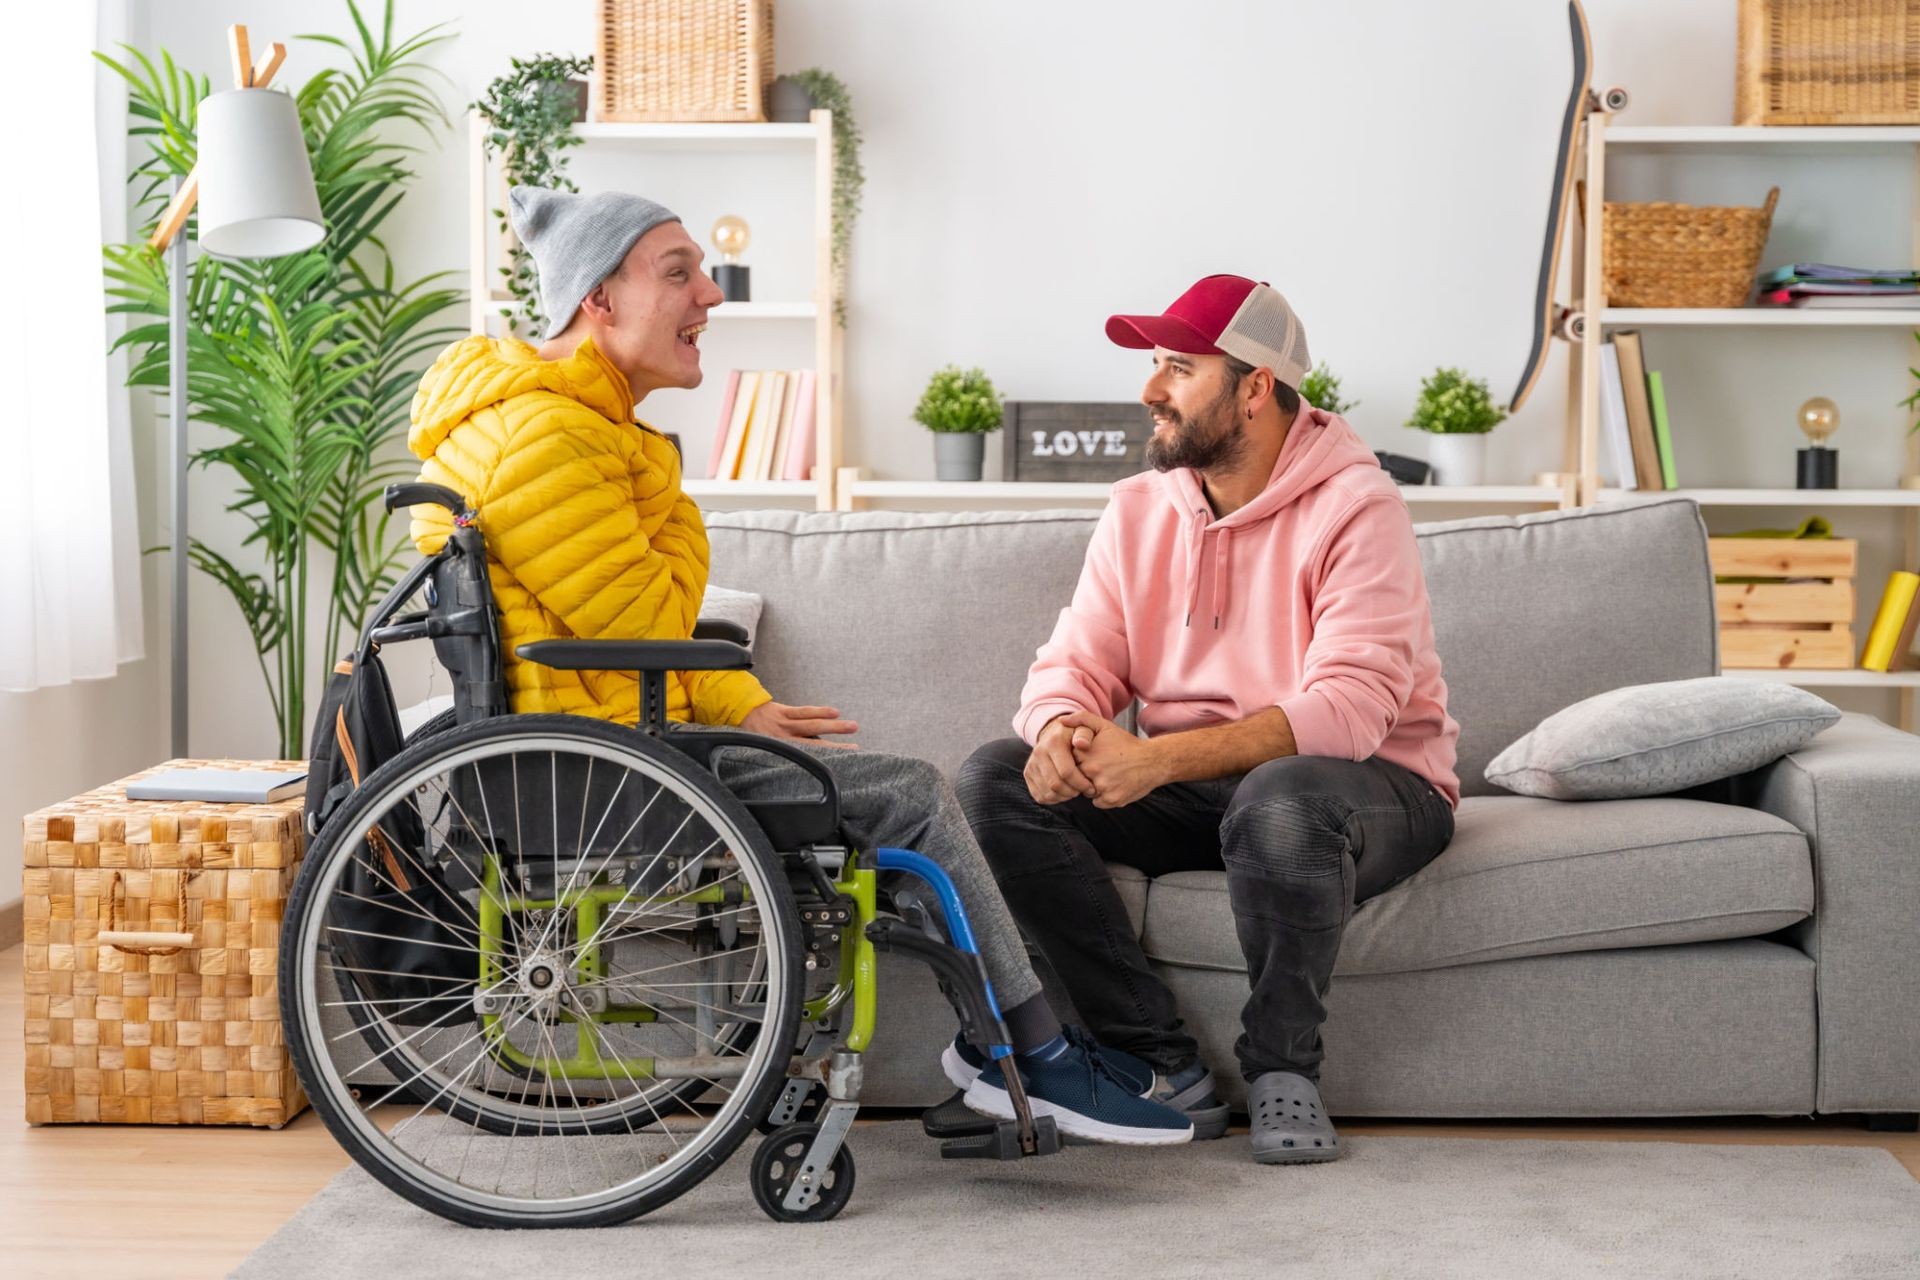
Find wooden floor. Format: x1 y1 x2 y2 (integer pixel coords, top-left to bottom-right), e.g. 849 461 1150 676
3 941 1915 1279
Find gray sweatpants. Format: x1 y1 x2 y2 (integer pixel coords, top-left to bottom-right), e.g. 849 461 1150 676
678 728 1045 1014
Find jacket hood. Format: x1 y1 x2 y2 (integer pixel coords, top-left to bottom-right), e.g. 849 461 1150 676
1151 405 1383 628
408 335 636 460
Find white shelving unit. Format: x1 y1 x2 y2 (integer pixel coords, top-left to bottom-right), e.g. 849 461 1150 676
1723 667 1920 689
466 110 841 510
835 478 1563 509
1597 487 1920 507
1602 306 1920 328
1571 118 1920 726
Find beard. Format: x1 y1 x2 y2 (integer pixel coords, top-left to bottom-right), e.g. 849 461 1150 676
1144 382 1249 473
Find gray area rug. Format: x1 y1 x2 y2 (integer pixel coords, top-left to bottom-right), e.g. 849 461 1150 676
234 1124 1920 1279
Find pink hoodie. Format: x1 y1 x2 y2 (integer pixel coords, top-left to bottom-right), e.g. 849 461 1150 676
1015 405 1461 808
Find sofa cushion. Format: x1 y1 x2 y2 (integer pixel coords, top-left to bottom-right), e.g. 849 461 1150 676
1137 795 1812 976
705 510 1101 777
1420 499 1719 798
1484 676 1841 800
700 583 765 649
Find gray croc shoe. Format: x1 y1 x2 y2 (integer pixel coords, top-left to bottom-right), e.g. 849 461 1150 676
1248 1071 1341 1164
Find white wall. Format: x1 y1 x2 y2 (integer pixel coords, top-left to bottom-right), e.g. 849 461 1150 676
53 0 1919 807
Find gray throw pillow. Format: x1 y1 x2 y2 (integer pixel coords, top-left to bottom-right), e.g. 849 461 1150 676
1484 676 1841 800
699 584 764 650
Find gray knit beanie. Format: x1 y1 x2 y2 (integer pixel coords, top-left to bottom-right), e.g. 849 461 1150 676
508 186 683 339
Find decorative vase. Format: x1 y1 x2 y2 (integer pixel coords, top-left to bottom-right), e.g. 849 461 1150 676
1426 433 1487 487
768 76 816 123
934 433 986 481
566 78 590 123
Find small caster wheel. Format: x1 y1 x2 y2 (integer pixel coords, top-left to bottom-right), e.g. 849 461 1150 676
751 1122 856 1223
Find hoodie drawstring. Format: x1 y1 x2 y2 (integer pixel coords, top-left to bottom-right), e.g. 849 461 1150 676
1184 507 1209 628
1212 526 1231 629
1184 511 1234 629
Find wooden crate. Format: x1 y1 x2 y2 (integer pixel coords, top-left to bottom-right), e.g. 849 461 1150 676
21 760 308 1127
1002 402 1155 483
1711 537 1859 670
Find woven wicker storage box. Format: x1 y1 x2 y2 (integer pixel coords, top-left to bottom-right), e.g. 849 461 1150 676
1601 187 1780 309
1737 0 1920 125
597 0 775 122
22 760 308 1127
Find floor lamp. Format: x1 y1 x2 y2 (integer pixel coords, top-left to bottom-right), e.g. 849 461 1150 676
147 26 324 758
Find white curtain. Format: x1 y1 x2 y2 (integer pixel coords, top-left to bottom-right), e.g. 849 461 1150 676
0 1 145 690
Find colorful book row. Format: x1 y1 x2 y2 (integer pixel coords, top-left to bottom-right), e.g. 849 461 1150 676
706 369 818 482
1598 330 1678 491
1861 570 1920 672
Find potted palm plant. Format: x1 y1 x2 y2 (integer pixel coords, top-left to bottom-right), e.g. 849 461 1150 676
913 365 1004 481
100 0 464 757
1407 366 1506 486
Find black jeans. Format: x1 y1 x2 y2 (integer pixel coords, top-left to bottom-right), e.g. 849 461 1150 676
957 740 1455 1083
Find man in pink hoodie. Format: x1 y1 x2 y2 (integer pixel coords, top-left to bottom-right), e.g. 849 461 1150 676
957 275 1461 1165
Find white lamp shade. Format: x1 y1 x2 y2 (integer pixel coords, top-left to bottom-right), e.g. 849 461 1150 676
196 88 325 259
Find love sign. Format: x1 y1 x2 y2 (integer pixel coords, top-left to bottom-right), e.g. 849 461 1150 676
1002 402 1154 482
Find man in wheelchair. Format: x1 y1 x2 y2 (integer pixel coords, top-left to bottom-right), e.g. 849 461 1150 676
401 185 1193 1151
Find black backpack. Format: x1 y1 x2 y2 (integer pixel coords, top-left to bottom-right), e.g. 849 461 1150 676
304 647 475 1026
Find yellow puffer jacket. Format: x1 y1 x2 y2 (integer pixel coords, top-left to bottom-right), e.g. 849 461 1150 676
406 334 773 727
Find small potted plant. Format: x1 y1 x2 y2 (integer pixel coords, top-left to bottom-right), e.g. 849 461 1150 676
913 365 1004 481
1406 366 1506 486
1298 361 1359 416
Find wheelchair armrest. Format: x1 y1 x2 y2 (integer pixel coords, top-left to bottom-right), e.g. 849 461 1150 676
691 617 751 646
514 638 752 673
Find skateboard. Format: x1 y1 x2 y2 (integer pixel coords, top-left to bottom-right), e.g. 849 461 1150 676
1509 0 1628 413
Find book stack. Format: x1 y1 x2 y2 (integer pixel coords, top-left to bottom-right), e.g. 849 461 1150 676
1598 331 1679 491
706 369 819 482
1860 570 1920 672
1757 264 1920 310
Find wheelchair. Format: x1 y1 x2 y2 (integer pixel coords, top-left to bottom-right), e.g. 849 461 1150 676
280 483 1062 1229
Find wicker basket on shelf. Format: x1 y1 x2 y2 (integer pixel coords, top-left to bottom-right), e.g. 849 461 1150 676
596 0 774 122
1736 0 1920 126
1598 187 1780 309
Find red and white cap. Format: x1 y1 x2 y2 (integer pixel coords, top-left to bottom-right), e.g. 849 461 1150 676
1106 274 1311 390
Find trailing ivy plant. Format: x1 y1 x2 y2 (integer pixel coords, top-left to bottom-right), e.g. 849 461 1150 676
783 68 863 326
98 0 464 757
474 53 592 336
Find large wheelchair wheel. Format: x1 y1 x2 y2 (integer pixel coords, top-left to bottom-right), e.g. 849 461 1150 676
282 714 805 1228
324 705 769 1124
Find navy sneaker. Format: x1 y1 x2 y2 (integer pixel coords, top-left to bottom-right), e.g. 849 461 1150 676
941 1029 1154 1096
963 1037 1193 1146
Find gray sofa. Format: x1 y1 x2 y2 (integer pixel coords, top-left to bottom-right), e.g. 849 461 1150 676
705 496 1920 1123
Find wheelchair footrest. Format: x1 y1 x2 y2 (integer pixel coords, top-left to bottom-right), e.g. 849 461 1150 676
939 1113 1062 1161
921 1089 996 1139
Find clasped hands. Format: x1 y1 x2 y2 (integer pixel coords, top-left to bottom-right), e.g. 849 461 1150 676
1025 711 1164 809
